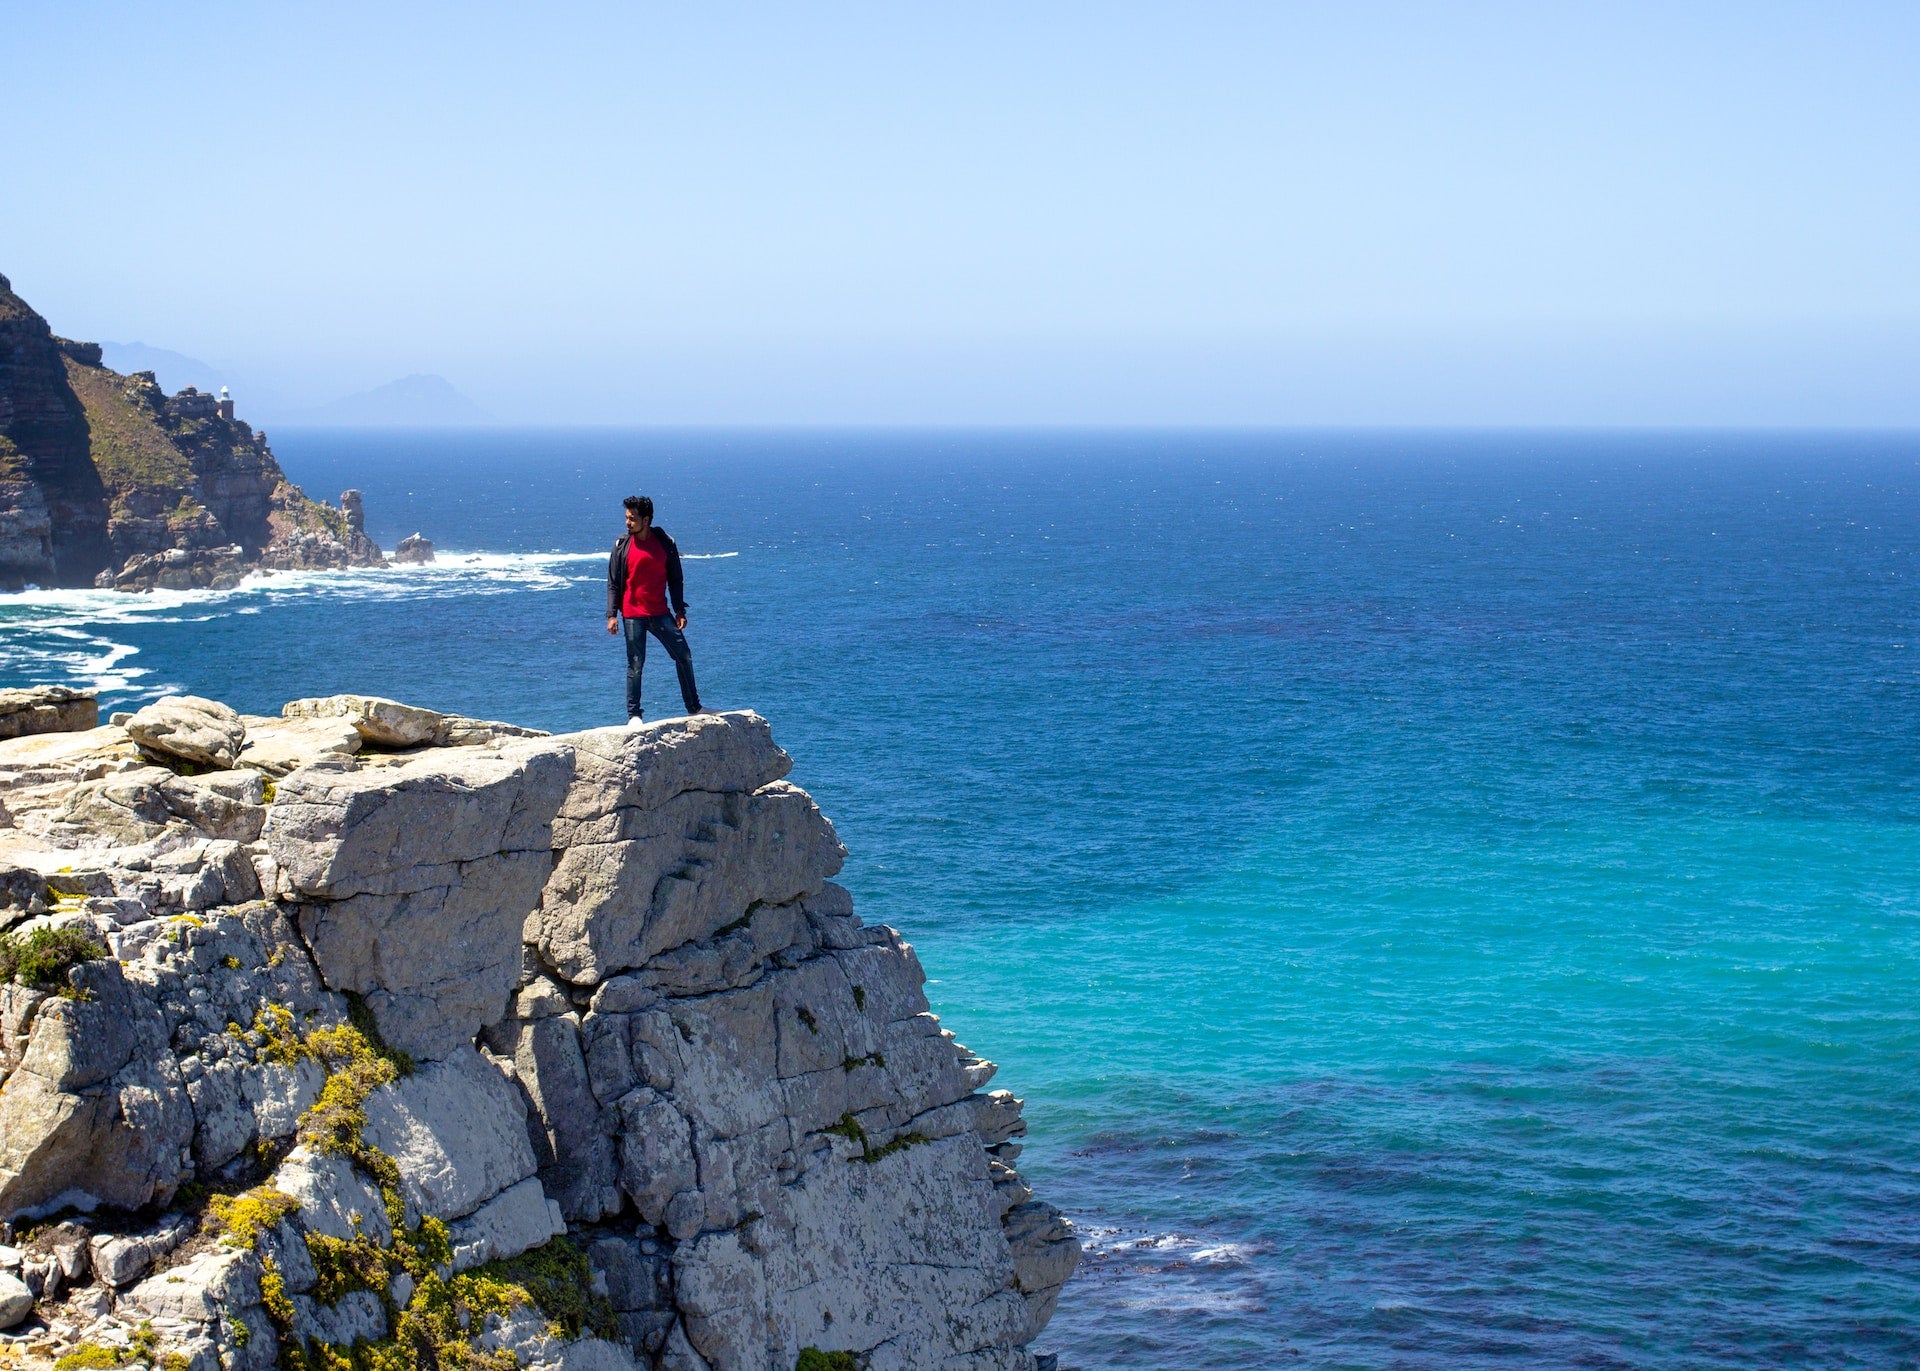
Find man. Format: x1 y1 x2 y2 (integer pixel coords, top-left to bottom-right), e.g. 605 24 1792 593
606 495 708 723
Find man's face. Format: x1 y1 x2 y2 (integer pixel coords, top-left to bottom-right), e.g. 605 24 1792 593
624 508 649 536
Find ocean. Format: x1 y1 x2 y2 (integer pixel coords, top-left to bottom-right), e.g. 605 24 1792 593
3 429 1918 1368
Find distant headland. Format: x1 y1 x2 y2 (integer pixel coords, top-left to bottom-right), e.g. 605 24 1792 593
0 274 416 593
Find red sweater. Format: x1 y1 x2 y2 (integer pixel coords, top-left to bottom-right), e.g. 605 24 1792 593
622 533 671 617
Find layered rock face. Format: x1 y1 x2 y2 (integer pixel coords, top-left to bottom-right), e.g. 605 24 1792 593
0 695 1077 1370
0 283 107 586
0 274 383 591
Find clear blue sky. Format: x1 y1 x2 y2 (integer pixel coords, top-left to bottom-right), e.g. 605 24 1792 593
5 2 1917 424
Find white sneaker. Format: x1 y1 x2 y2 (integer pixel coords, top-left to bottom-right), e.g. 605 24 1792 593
625 715 644 729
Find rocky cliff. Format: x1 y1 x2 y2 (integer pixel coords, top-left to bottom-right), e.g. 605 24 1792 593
0 276 382 591
0 694 1079 1370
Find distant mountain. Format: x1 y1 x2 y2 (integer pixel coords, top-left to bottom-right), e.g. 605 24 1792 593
295 374 493 427
99 341 228 396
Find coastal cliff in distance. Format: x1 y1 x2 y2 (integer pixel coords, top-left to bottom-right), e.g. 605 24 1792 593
0 274 381 592
0 694 1079 1370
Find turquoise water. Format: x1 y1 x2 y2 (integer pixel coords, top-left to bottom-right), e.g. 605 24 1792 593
2 431 1917 1366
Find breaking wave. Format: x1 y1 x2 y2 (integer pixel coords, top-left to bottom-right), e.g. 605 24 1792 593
0 550 634 702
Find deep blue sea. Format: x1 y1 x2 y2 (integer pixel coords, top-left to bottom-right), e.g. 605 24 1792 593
4 429 1919 1368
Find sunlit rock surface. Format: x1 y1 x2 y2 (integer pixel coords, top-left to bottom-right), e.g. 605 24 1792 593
0 692 1077 1369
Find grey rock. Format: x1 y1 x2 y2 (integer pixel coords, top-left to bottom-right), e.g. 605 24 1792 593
235 715 361 777
270 742 572 1057
56 766 179 845
276 1145 393 1246
359 1045 538 1221
281 694 445 748
66 1279 111 1321
0 1271 30 1328
551 713 791 832
613 1088 695 1227
586 1235 672 1313
971 1089 1028 1148
488 1013 620 1223
441 715 551 747
0 687 97 742
90 1212 195 1287
392 534 435 565
1004 1200 1082 1341
268 741 569 900
157 774 267 842
38 1220 88 1284
0 959 191 1219
125 696 246 769
513 977 572 1019
448 1176 566 1271
479 1304 641 1371
122 1246 260 1325
0 693 1078 1367
293 1288 388 1348
536 780 845 984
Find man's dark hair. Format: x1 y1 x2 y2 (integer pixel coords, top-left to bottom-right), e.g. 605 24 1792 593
623 495 654 520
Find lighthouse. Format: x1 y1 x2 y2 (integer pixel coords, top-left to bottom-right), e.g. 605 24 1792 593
217 386 234 420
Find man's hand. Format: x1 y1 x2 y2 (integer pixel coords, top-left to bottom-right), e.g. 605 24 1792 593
606 616 618 636
674 615 687 631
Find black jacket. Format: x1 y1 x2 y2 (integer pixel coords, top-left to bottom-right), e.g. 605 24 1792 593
607 527 688 620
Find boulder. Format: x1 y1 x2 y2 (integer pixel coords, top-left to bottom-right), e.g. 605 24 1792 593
89 1212 195 1287
125 695 246 768
0 687 97 742
447 1176 567 1270
0 1270 30 1328
281 694 446 749
236 715 361 777
392 533 435 564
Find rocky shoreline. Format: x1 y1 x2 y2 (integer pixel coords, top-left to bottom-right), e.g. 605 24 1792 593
0 689 1077 1370
0 274 392 592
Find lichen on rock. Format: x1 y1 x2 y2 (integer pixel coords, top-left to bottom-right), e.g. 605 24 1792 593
0 698 1078 1370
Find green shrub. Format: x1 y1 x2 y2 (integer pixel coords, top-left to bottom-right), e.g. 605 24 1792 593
482 1237 619 1342
0 925 106 992
796 1350 861 1371
53 1348 123 1371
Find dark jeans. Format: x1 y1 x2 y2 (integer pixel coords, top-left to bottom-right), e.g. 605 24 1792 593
623 615 701 718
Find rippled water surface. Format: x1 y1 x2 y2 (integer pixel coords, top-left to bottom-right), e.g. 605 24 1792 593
3 430 1918 1368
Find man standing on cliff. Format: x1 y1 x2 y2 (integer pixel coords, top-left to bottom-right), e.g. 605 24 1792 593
606 495 708 723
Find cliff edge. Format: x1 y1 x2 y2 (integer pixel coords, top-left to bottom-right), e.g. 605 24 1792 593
0 275 381 591
0 695 1079 1370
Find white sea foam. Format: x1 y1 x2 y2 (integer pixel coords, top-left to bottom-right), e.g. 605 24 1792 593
1075 1225 1268 1315
1081 1227 1264 1267
0 550 618 702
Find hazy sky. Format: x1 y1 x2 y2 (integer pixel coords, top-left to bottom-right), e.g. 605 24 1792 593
6 2 1917 424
